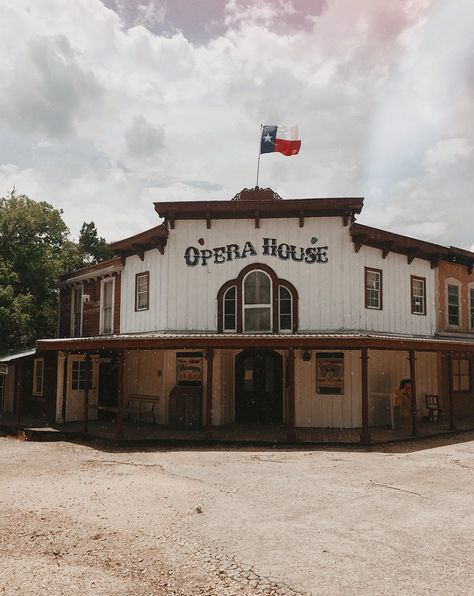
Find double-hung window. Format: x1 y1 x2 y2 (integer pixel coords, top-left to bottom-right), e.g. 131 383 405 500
71 286 83 337
469 287 474 331
411 276 426 315
100 278 114 335
135 272 150 311
447 284 460 326
243 271 272 332
365 268 382 310
452 358 471 392
32 358 44 396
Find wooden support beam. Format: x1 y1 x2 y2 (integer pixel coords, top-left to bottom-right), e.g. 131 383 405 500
431 255 440 269
168 215 175 230
116 351 125 439
15 361 23 427
205 348 214 440
83 354 91 433
407 249 418 265
287 348 296 442
409 350 418 437
299 210 305 228
447 351 456 431
351 234 367 254
254 210 260 229
360 348 371 445
131 244 145 261
205 213 211 229
342 211 351 227
381 241 395 259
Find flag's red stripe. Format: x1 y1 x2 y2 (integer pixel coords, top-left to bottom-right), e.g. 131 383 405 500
274 139 301 156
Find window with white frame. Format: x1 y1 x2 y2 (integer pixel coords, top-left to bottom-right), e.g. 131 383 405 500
469 287 474 331
135 272 149 311
217 265 298 334
447 283 460 326
100 278 114 335
223 286 237 332
71 286 83 337
279 286 293 332
32 358 44 396
411 276 426 315
243 270 272 332
365 267 382 310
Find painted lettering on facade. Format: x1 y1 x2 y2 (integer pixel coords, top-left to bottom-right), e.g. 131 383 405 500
184 238 329 266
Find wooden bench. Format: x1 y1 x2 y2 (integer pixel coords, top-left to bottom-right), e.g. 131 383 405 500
425 394 442 422
125 394 159 424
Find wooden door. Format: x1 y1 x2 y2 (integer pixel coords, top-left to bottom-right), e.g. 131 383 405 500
235 350 283 424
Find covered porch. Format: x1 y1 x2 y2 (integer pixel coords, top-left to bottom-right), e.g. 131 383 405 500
34 331 474 446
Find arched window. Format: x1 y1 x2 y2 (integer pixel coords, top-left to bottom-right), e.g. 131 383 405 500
223 286 237 332
243 271 272 332
279 286 293 332
217 264 298 333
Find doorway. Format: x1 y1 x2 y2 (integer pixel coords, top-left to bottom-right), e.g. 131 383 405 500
235 350 283 424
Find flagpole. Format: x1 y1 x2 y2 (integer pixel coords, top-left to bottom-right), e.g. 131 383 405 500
256 124 262 188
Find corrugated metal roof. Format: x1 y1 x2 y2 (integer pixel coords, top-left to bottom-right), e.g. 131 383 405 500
37 331 474 347
0 348 36 362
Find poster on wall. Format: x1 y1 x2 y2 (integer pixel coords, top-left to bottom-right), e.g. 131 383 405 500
316 352 344 395
176 352 203 387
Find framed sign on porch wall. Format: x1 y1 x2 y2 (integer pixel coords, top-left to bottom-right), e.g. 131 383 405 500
316 352 344 395
176 352 203 387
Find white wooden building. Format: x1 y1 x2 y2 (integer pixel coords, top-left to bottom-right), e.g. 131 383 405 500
31 187 474 444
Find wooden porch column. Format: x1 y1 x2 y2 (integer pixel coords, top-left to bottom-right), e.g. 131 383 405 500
83 353 91 433
15 360 23 427
360 348 371 445
447 351 456 431
205 348 214 440
409 350 418 437
287 348 296 442
115 351 125 440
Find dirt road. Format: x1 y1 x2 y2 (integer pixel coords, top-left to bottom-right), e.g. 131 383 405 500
1 434 474 595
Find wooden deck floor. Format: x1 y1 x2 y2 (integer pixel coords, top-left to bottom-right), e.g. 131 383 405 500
1 414 460 445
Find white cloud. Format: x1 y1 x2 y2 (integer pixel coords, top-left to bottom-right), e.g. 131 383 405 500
423 138 472 169
0 0 472 251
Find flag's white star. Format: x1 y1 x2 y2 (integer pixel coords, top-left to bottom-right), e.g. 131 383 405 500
263 133 272 143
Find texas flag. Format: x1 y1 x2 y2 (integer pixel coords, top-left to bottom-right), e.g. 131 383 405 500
260 125 301 156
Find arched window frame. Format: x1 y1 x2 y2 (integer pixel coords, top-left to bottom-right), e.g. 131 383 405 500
217 263 298 333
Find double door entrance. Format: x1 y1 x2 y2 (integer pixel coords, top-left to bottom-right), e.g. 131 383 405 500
235 350 283 424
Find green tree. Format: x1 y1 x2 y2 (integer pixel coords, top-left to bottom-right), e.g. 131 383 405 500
78 221 113 265
0 191 78 352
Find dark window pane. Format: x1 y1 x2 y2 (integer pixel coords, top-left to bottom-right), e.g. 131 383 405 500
244 307 271 331
244 272 270 304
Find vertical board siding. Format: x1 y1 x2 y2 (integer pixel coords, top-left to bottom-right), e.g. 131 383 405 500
120 217 436 336
295 350 361 428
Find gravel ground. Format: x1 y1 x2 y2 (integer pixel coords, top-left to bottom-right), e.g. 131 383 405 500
1 433 474 595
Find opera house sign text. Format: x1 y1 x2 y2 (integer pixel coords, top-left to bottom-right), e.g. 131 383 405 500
184 238 329 267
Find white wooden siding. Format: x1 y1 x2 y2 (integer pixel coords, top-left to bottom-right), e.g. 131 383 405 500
120 217 436 335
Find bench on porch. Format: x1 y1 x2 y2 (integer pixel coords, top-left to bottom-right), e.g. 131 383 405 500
425 394 442 422
125 394 159 424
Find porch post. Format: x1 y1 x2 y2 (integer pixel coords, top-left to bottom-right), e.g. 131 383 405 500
83 353 91 433
360 348 371 445
409 350 418 436
447 351 456 431
205 348 214 440
287 348 296 442
15 360 23 427
116 351 125 440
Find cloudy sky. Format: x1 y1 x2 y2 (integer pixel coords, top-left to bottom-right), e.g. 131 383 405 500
0 0 473 249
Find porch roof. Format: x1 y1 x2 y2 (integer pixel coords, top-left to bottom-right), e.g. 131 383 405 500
36 331 474 353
